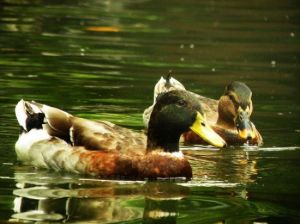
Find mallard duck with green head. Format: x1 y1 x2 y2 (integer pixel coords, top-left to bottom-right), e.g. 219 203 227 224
15 90 225 179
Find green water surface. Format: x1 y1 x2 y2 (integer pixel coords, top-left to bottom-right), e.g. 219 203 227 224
0 0 299 223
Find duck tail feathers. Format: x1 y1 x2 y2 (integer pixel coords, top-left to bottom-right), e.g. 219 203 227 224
153 75 186 103
16 99 74 143
15 99 45 133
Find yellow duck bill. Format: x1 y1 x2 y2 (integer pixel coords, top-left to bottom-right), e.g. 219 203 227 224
190 112 226 148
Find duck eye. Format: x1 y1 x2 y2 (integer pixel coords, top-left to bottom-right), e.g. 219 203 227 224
201 122 206 127
229 95 235 101
177 99 186 106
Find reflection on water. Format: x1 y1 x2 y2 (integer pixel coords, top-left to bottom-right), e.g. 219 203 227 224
184 147 258 185
9 172 253 223
8 147 300 223
11 173 183 223
11 173 295 223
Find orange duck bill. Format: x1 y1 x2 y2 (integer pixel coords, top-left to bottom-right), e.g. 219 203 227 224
189 112 226 148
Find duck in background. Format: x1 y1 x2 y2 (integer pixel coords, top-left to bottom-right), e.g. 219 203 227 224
15 90 225 179
143 76 263 146
143 74 185 129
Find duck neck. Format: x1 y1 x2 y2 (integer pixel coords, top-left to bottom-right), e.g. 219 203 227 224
146 127 181 153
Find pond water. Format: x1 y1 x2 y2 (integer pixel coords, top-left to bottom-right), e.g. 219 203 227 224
0 0 299 223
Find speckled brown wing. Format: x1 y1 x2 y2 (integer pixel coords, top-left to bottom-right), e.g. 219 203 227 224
29 101 147 152
70 117 147 152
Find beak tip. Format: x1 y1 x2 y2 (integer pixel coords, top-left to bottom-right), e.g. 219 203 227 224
211 138 227 148
238 129 255 141
220 141 227 148
190 112 227 148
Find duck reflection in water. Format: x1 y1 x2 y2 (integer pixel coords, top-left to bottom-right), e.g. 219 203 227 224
185 147 258 185
11 176 189 223
11 147 258 224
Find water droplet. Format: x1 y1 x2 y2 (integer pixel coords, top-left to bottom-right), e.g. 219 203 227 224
5 73 14 77
271 60 276 67
290 32 295 37
211 68 216 72
180 57 185 62
189 43 194 49
16 183 25 188
180 44 184 49
28 74 38 78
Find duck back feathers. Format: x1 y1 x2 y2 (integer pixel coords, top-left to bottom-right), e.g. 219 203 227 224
16 100 147 153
